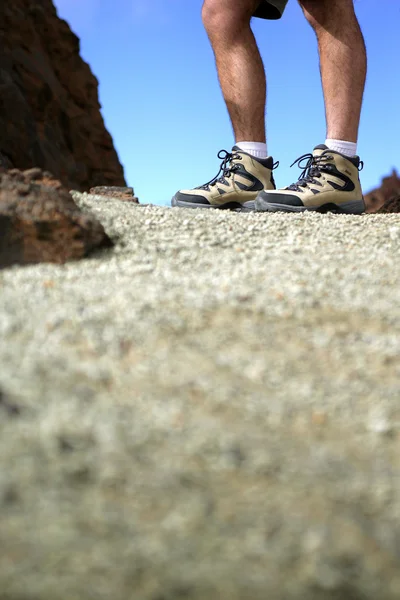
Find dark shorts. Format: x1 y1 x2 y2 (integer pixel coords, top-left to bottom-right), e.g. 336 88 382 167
254 0 288 19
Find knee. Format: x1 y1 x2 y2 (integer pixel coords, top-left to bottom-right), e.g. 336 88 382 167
299 0 329 32
299 0 356 34
202 0 253 39
202 0 220 36
202 0 221 27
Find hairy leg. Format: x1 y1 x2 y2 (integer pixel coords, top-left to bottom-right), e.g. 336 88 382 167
202 0 266 142
299 0 367 142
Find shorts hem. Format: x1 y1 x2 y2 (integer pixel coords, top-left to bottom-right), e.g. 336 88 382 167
253 1 286 20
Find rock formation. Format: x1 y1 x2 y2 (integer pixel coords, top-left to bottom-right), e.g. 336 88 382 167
364 169 400 213
377 194 400 213
0 168 112 268
0 1 126 192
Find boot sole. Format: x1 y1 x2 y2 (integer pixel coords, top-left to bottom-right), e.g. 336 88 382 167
171 196 255 212
255 196 365 215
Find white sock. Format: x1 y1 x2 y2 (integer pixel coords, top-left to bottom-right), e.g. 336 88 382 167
325 139 357 157
235 141 268 159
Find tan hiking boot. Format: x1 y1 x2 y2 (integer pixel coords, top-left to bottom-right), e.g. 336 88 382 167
171 146 277 211
255 144 365 214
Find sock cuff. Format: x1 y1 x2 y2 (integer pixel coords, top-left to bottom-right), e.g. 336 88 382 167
325 139 357 158
236 141 268 159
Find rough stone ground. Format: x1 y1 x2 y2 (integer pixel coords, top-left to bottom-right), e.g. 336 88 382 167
0 193 399 600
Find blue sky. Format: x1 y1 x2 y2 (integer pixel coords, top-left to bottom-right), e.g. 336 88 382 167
54 0 399 205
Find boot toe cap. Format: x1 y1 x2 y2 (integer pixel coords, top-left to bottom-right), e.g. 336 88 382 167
172 191 211 207
257 190 304 207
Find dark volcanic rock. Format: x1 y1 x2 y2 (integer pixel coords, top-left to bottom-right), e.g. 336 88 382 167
0 169 112 268
0 152 13 171
89 186 139 203
364 169 400 212
377 195 400 214
0 1 126 191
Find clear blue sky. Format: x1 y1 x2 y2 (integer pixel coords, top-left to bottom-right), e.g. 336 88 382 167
54 0 399 205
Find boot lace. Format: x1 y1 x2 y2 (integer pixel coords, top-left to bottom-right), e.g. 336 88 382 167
198 150 243 191
287 152 364 192
286 153 334 192
198 149 279 191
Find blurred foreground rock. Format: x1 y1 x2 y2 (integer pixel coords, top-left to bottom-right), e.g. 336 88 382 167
0 168 112 268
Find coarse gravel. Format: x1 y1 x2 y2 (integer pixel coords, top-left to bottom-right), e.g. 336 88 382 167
0 192 400 600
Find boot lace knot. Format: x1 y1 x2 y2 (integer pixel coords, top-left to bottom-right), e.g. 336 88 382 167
287 152 333 192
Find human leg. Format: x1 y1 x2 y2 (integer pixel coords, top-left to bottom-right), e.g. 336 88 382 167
202 0 267 143
171 0 278 210
300 0 367 145
255 0 366 214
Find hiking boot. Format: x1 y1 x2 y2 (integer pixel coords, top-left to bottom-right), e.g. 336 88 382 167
255 144 365 214
172 146 277 211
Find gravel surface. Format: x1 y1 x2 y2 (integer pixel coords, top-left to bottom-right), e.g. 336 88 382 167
0 193 400 600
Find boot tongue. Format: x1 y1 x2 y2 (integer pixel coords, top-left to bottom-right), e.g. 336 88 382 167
232 145 246 157
231 145 252 161
312 144 329 158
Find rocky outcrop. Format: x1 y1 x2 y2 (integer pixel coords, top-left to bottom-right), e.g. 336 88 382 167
0 1 126 192
0 168 112 268
364 169 400 213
